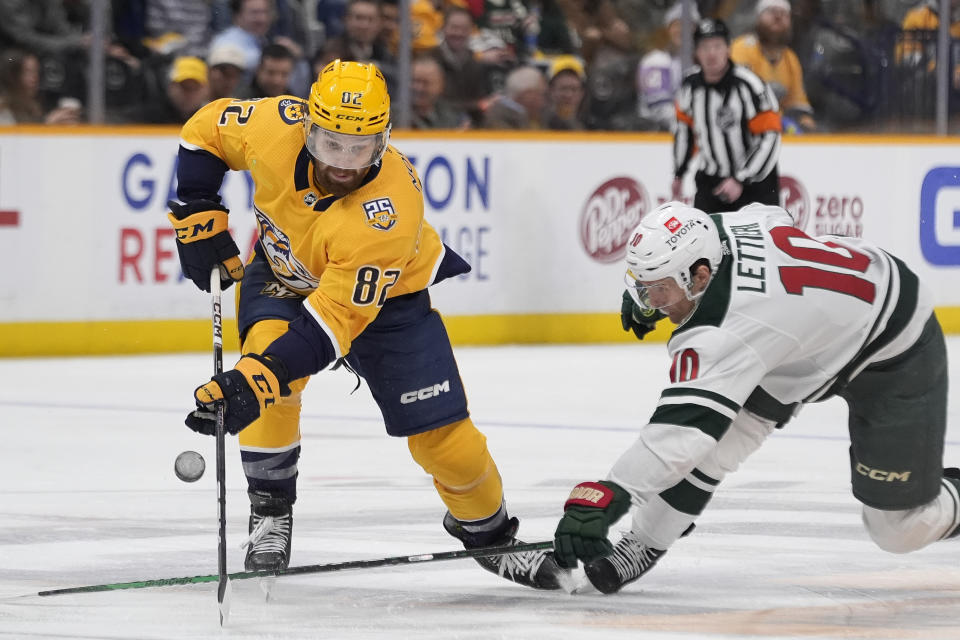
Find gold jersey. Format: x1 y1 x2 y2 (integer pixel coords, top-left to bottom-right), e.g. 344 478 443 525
729 36 811 115
180 96 456 358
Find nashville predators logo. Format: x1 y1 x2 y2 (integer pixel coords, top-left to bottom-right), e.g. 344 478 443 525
362 198 398 231
254 206 320 293
260 282 303 299
278 98 306 125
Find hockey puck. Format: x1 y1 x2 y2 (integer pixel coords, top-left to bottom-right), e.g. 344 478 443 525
174 450 206 483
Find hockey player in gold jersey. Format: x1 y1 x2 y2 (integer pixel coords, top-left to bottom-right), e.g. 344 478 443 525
167 60 566 589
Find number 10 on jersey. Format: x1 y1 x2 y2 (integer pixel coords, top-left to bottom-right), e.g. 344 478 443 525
771 227 876 303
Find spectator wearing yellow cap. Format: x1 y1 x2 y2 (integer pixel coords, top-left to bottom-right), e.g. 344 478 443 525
730 0 816 132
543 55 586 129
143 56 211 124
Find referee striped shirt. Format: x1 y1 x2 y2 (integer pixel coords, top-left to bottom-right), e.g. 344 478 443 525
674 63 782 183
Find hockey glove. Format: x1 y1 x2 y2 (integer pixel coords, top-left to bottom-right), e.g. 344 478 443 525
553 480 632 569
186 353 291 435
167 199 245 292
621 290 665 340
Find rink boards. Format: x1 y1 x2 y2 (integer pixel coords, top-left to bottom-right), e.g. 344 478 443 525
0 128 958 355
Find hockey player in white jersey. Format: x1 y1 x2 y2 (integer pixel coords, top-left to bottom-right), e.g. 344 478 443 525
554 201 960 593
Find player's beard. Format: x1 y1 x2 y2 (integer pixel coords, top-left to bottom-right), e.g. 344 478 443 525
312 163 370 197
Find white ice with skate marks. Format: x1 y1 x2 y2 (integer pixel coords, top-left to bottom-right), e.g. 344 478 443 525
1 342 959 639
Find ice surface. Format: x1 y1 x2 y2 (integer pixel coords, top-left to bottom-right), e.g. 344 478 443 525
2 341 959 639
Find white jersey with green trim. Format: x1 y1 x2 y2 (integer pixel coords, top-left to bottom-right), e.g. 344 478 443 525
608 204 933 498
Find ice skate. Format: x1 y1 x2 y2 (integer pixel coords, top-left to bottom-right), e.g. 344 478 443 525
444 512 568 590
242 491 293 572
583 531 665 594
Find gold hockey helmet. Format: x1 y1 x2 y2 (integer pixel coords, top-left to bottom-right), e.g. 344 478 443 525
304 59 391 170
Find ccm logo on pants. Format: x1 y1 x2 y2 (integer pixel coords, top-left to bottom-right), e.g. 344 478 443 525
401 380 450 404
856 463 912 482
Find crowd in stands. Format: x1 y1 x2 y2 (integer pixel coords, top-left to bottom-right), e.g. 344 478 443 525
1 0 959 132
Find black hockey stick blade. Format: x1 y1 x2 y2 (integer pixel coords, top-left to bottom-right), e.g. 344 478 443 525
35 540 554 597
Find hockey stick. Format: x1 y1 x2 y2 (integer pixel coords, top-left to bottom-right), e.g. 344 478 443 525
35 540 554 597
210 268 230 625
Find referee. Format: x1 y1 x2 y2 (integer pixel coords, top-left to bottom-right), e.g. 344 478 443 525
672 18 782 213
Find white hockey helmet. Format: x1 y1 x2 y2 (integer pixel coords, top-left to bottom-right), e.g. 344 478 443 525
624 201 723 311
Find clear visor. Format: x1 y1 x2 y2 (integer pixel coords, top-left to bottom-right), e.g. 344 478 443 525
624 270 687 312
304 123 388 170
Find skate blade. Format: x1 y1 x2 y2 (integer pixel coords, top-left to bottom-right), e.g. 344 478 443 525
569 572 598 595
555 568 580 595
258 576 276 602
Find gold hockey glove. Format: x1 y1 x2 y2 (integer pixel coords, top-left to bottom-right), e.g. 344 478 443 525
167 199 244 292
186 354 291 435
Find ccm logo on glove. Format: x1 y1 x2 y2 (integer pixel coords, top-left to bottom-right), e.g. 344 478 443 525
250 373 277 407
196 385 219 405
169 209 228 241
187 353 291 436
167 199 245 292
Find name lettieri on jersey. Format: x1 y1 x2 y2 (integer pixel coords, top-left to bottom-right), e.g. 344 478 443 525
729 222 768 293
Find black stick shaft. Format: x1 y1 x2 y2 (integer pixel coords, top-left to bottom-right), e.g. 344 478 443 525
36 541 554 596
210 269 228 620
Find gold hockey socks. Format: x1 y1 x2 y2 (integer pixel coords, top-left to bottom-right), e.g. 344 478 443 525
407 418 504 521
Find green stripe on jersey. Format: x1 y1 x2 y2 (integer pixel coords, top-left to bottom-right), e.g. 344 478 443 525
661 387 741 413
649 403 732 440
673 214 733 337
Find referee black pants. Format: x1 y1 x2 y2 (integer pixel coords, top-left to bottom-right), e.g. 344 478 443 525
693 168 780 213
